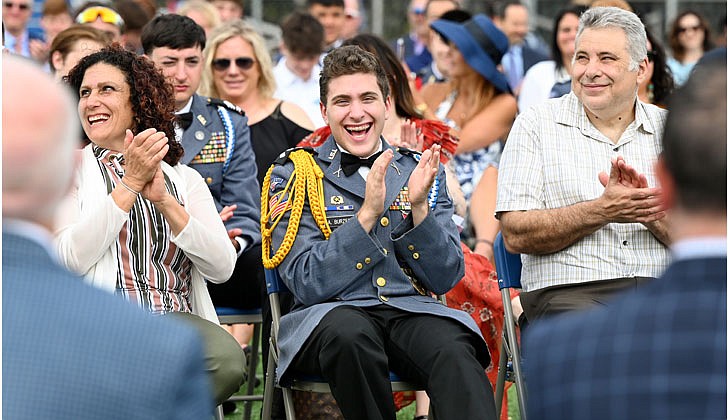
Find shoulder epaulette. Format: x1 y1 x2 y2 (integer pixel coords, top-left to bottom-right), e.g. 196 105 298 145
207 97 245 115
274 147 315 165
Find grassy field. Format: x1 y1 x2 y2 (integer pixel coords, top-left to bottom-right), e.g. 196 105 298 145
223 348 523 420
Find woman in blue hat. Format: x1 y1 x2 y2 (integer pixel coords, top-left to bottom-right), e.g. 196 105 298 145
421 13 517 220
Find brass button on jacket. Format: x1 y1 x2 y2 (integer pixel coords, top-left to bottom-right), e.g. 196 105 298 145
376 277 386 287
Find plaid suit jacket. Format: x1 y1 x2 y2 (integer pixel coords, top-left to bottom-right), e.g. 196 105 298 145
3 231 213 419
524 257 727 420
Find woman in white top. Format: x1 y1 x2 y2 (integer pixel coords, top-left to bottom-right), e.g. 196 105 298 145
518 5 587 112
56 44 244 405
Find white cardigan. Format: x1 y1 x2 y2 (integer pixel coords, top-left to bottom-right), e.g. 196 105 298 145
54 145 236 324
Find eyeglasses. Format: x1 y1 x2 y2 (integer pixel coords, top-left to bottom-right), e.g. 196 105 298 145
212 57 255 71
646 50 656 62
75 6 125 27
3 2 30 10
678 25 702 34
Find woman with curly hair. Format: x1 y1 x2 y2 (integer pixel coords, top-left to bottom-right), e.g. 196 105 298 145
56 43 246 406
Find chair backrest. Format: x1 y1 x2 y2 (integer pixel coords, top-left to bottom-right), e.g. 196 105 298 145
265 267 291 295
494 232 523 290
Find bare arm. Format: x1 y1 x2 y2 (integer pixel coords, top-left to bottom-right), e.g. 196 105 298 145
469 165 500 261
455 93 517 154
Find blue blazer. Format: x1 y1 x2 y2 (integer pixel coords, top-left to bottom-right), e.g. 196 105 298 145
267 136 486 382
3 231 213 420
180 94 261 249
524 257 727 420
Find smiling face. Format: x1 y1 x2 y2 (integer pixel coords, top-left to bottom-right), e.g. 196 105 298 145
212 36 259 103
556 12 579 61
77 62 134 151
321 72 391 157
149 45 204 110
572 27 646 118
308 3 346 46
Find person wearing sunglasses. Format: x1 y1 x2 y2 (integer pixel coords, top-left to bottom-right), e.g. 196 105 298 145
74 3 125 42
142 15 264 385
667 10 714 87
2 0 35 58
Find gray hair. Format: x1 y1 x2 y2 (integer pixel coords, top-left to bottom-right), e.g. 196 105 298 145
576 6 646 71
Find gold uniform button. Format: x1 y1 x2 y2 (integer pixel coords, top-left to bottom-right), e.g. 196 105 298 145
364 257 371 264
412 252 420 260
205 177 213 185
383 249 388 255
376 277 386 287
407 245 415 251
380 217 389 227
356 262 363 270
379 295 389 302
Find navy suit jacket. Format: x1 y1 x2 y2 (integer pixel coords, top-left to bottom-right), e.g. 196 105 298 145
180 94 261 250
3 231 213 419
525 256 727 420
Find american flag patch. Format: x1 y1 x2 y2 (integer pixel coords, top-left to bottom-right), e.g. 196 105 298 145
268 192 290 221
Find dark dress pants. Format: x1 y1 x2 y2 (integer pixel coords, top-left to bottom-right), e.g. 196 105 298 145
290 305 497 420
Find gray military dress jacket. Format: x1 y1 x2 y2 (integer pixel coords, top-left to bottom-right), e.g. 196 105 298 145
268 135 486 382
180 94 261 249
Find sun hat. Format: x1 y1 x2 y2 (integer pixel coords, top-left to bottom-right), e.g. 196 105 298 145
430 14 511 94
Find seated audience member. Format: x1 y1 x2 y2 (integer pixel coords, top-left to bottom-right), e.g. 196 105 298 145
340 0 361 39
177 0 221 37
306 0 346 52
525 59 726 420
141 14 262 369
3 54 213 420
114 0 152 54
667 10 713 87
49 24 110 80
496 7 670 322
423 14 517 210
273 11 326 128
56 44 245 405
638 28 675 108
416 0 460 86
518 5 587 112
36 0 74 65
262 45 497 420
74 3 125 42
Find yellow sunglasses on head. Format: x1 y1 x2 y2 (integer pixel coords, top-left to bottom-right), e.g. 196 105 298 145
75 6 124 26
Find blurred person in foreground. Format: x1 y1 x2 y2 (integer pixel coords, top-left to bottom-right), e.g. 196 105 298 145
525 58 726 420
496 7 670 322
3 54 212 420
55 44 245 405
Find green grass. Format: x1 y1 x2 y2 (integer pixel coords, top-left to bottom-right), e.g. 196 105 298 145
223 343 522 420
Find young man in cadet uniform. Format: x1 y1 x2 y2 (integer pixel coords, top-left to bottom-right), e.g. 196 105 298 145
262 45 497 420
141 15 262 341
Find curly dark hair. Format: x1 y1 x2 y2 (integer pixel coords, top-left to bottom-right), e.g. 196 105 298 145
65 43 183 165
646 29 675 106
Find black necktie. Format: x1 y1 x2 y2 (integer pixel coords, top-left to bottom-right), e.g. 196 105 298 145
177 112 193 130
340 151 383 177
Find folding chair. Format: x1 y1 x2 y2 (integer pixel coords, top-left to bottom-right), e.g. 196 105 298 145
214 307 264 420
493 232 527 420
260 268 427 420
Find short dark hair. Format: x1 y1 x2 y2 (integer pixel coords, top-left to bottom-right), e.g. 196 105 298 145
663 61 726 212
306 0 344 9
280 11 324 56
320 45 389 104
141 13 206 54
115 0 151 32
492 0 523 19
66 43 183 166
